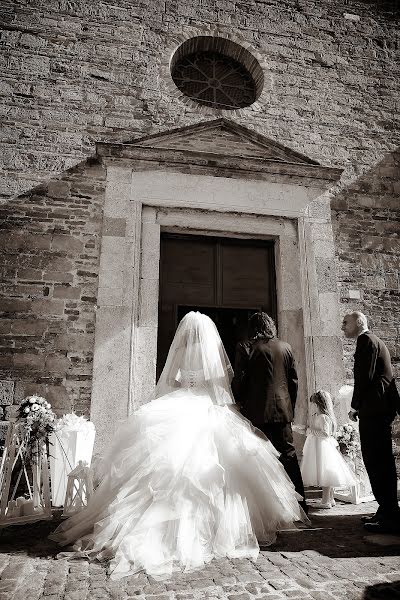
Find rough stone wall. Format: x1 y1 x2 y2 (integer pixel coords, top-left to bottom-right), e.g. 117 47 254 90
332 148 400 381
0 0 399 201
0 0 399 425
332 148 400 464
0 158 105 416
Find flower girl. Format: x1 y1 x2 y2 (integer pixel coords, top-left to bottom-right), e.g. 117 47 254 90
300 390 356 508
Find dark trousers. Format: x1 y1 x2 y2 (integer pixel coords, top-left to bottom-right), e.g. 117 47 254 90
258 422 307 511
359 417 400 521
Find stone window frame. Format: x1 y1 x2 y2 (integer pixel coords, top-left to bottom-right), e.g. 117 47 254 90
161 26 272 117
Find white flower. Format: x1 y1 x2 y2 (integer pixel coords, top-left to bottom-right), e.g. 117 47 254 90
29 398 36 404
24 407 30 414
31 404 40 412
46 402 51 409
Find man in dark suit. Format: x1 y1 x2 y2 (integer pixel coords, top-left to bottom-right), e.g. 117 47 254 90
232 312 308 515
342 311 400 533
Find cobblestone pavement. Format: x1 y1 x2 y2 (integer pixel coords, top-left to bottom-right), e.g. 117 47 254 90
0 498 399 600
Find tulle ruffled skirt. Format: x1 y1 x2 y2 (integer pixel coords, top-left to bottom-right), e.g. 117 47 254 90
50 390 305 579
301 434 357 487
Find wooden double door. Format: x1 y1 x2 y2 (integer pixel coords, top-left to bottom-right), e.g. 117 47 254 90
157 233 277 376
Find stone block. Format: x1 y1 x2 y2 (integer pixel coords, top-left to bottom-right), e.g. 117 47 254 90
361 235 384 252
318 291 341 336
45 354 70 373
53 285 81 300
102 217 126 237
43 271 74 283
138 277 159 327
91 306 132 455
312 335 345 396
13 352 45 369
47 180 70 198
104 181 131 218
52 235 84 254
45 257 74 271
315 257 337 292
140 221 161 280
54 333 94 352
0 380 14 405
46 385 71 411
99 236 125 272
0 299 31 314
11 319 48 335
307 198 331 219
383 237 400 254
31 299 65 315
0 319 11 334
97 278 123 306
17 268 43 281
278 252 303 311
313 238 335 259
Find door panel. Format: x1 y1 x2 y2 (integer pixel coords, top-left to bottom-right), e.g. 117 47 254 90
157 233 276 377
221 244 272 307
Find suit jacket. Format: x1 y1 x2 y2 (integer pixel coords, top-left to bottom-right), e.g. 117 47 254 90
351 330 400 419
232 337 298 425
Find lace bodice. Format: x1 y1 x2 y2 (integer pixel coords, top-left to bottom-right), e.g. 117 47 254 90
307 413 334 438
180 369 206 389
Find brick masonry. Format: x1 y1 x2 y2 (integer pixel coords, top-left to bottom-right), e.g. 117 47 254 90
0 1 399 437
0 158 106 415
331 148 400 463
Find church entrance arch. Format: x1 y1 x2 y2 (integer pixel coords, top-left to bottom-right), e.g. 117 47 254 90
157 233 276 376
91 119 344 455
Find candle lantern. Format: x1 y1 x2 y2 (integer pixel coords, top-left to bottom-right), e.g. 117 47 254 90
0 422 52 526
49 414 96 507
62 460 94 517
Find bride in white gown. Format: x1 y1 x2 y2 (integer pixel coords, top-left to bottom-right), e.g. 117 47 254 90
50 311 307 580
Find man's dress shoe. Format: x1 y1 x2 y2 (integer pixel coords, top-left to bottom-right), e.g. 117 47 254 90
364 520 400 534
361 514 379 524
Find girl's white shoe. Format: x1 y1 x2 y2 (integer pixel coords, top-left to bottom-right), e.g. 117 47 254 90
317 502 332 509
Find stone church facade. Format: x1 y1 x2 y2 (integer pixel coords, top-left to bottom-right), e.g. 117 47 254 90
0 0 399 456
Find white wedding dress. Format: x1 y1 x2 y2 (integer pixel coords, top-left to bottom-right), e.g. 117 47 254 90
301 413 356 487
50 313 306 580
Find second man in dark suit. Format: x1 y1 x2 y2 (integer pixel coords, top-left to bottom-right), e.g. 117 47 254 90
232 312 308 515
342 311 400 533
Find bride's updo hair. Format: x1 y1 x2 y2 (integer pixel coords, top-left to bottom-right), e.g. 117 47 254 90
155 311 234 406
249 312 277 341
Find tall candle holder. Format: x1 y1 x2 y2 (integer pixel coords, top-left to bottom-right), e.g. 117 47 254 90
0 423 52 525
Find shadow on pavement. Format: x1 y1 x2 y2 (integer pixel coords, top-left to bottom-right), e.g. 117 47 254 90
262 513 400 559
1 512 399 561
0 517 62 558
362 580 400 598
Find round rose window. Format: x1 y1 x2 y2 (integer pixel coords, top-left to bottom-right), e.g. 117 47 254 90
170 37 264 111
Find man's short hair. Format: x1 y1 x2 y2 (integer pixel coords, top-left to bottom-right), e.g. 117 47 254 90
249 312 277 340
348 311 368 329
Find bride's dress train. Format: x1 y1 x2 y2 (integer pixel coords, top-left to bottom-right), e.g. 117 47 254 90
50 374 304 580
50 313 306 580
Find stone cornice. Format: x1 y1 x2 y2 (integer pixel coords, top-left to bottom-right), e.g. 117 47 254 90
96 143 343 184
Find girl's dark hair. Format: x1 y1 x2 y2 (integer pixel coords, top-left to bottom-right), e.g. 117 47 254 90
248 312 277 340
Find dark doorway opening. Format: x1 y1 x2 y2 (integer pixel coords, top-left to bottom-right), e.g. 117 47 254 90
157 233 276 378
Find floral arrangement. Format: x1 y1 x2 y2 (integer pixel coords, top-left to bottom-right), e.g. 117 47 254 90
18 395 56 458
336 423 361 460
55 412 95 436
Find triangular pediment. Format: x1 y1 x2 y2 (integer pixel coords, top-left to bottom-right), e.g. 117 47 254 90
125 119 319 166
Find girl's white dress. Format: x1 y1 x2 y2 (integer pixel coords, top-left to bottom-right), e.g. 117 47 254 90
300 413 356 487
50 369 305 580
